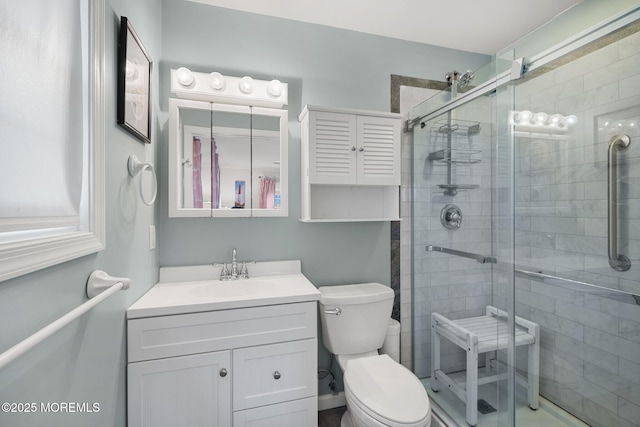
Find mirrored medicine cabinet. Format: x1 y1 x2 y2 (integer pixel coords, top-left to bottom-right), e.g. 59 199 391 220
168 98 288 218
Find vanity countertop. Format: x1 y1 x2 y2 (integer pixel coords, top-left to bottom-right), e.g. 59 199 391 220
127 260 320 319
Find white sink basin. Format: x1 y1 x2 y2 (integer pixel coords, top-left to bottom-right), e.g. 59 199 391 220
127 260 320 318
189 279 275 299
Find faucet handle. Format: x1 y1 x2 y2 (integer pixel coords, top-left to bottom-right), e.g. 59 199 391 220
240 262 249 279
220 263 230 280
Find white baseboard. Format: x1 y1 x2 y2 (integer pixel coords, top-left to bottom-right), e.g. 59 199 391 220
318 391 346 411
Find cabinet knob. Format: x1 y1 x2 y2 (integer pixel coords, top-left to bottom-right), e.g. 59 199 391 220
219 368 228 377
273 371 281 380
351 146 356 151
359 147 364 152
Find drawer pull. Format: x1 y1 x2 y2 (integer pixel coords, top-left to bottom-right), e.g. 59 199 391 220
219 368 228 377
273 371 281 380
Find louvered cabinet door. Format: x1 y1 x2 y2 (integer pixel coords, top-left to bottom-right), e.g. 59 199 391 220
308 111 357 184
356 115 401 186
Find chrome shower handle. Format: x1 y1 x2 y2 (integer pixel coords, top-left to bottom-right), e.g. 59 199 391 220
607 134 631 271
324 307 342 315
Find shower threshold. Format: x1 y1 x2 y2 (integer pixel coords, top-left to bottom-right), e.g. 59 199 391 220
420 376 589 427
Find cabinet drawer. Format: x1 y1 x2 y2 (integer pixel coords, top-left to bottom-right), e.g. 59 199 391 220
128 302 316 362
233 339 317 410
233 397 317 427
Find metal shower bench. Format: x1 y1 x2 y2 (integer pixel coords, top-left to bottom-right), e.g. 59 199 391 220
431 305 540 426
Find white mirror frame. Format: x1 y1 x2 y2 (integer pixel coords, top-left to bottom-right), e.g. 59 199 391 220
168 98 288 218
0 0 105 282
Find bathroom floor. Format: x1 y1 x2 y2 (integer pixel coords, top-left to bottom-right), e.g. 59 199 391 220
318 406 347 427
318 405 446 427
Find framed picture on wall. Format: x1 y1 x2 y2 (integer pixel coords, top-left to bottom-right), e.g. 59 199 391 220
117 16 152 143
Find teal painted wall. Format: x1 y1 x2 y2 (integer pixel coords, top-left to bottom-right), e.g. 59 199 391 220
0 1 162 426
157 0 491 396
158 0 491 286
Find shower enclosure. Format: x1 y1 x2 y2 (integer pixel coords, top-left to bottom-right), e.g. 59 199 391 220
408 8 640 427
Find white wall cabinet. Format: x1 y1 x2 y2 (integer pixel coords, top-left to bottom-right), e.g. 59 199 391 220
127 302 318 427
299 105 402 222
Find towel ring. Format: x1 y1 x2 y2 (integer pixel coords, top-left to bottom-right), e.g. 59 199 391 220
128 155 157 206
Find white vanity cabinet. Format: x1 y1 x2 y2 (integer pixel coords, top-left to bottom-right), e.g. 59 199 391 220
127 301 318 427
299 105 402 222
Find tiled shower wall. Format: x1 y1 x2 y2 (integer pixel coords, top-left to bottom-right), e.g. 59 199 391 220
512 28 640 427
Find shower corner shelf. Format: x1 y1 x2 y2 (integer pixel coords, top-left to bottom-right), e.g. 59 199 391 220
428 149 482 164
433 118 481 135
437 184 480 191
427 118 482 196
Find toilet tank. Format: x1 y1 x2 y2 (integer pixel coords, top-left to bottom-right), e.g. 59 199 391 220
318 283 394 355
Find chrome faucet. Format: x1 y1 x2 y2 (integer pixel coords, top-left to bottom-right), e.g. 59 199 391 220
217 248 252 280
230 248 239 279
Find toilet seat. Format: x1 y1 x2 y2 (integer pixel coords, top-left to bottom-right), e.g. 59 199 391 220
344 355 431 427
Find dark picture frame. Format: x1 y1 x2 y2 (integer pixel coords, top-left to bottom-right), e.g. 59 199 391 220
117 16 152 143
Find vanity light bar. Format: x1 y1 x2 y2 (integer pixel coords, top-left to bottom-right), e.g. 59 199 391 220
510 110 577 133
170 68 288 108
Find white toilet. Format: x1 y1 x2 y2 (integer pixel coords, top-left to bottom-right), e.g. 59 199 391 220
319 283 431 427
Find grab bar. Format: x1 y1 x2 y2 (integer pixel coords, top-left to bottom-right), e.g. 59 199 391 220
515 268 639 306
425 244 638 305
0 270 130 370
426 245 497 264
608 134 631 271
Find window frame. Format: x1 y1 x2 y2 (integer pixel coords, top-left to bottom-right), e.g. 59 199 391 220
0 0 105 282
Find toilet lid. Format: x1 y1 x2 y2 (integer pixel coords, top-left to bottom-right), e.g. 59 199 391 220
344 355 430 425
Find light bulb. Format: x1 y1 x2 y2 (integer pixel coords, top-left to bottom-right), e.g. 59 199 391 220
267 79 283 97
176 67 194 87
549 114 563 126
210 72 225 90
565 115 578 126
533 112 548 125
516 110 532 124
239 76 254 94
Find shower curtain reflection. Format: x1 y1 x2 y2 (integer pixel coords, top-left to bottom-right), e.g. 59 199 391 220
259 176 277 209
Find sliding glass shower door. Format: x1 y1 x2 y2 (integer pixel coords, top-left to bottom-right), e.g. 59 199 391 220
410 10 640 427
511 23 640 427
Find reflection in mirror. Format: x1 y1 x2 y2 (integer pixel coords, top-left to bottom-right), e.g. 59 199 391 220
181 109 253 210
212 111 252 210
251 114 281 210
169 98 288 218
179 106 211 209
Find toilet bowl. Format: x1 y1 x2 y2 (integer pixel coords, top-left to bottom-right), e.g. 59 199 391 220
318 283 431 427
343 354 431 427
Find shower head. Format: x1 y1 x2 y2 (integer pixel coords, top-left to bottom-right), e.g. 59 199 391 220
445 69 474 88
458 70 474 88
